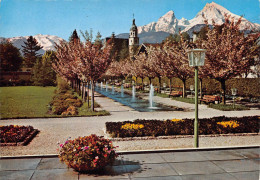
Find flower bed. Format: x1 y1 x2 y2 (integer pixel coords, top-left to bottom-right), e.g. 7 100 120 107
0 125 39 146
106 116 259 138
58 134 118 172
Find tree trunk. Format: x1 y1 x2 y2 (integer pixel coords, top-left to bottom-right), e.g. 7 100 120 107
149 77 152 86
220 79 226 104
82 82 86 102
78 79 81 96
199 78 203 99
158 76 161 94
91 80 95 111
87 81 90 108
182 79 186 98
141 77 144 90
169 77 172 93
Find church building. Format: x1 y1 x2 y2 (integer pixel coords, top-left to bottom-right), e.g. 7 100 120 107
105 17 139 60
129 18 139 59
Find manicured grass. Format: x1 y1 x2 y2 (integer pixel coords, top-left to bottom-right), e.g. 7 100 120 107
172 97 195 104
0 86 56 119
209 104 250 111
0 86 109 119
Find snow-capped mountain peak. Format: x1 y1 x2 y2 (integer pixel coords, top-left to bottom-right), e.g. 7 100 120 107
138 2 260 36
0 34 64 55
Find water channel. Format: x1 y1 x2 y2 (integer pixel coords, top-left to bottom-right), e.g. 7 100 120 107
95 83 174 112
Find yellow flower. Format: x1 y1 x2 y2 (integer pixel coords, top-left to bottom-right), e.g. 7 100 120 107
217 120 239 128
171 119 184 122
121 123 144 130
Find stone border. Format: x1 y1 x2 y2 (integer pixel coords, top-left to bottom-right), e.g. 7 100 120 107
0 129 39 146
1 146 259 159
107 133 259 141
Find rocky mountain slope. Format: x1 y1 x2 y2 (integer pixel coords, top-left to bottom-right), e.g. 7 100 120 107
138 2 260 36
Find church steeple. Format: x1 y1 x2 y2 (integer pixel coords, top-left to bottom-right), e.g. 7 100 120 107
129 16 139 60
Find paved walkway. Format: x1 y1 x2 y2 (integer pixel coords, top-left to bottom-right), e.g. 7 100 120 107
0 147 259 180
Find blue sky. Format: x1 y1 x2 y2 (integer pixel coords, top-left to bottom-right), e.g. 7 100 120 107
0 0 259 40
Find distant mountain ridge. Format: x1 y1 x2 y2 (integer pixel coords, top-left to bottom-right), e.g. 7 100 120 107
0 34 63 55
116 31 171 44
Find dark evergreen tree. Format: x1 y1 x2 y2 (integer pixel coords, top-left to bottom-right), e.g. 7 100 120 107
198 26 208 40
119 40 129 61
0 41 23 71
181 32 190 41
80 29 93 42
22 36 43 68
69 29 80 42
94 31 102 46
32 51 56 86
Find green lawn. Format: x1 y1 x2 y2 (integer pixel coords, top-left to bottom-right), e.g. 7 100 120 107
0 86 56 119
0 86 109 119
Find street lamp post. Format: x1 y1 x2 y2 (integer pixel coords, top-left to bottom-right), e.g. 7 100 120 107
187 49 206 148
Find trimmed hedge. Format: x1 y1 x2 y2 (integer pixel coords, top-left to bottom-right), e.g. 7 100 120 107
106 116 259 138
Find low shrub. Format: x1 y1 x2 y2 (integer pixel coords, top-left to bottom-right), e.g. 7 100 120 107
106 116 259 138
0 125 34 143
50 89 83 115
58 134 118 172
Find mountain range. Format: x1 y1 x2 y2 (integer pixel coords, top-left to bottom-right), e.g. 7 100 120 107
0 34 63 55
138 2 260 36
1 2 259 54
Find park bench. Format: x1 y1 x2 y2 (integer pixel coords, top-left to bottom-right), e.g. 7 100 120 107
200 95 221 104
135 85 142 90
124 83 131 88
169 91 182 97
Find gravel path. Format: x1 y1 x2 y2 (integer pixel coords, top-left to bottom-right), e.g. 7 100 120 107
1 90 259 157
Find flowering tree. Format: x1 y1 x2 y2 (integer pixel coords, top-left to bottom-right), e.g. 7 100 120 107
131 53 148 89
55 38 113 111
198 15 260 104
147 46 167 93
164 35 193 97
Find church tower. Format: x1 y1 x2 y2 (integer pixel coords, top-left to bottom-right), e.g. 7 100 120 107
129 17 139 60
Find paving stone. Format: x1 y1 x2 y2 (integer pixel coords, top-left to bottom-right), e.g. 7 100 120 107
31 168 78 180
180 173 237 180
36 158 67 170
0 158 41 171
0 170 34 180
122 153 166 164
131 175 182 180
213 159 259 173
169 161 225 175
235 148 260 159
199 150 245 160
112 156 125 166
79 165 129 179
158 151 208 162
230 171 260 180
129 163 178 178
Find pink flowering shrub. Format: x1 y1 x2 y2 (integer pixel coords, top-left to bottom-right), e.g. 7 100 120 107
58 134 118 172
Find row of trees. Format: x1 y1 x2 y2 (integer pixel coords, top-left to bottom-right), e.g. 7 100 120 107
105 15 260 104
54 31 113 111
